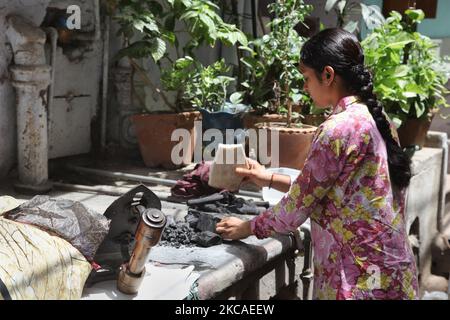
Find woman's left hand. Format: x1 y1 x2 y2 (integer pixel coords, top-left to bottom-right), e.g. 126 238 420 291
216 217 252 240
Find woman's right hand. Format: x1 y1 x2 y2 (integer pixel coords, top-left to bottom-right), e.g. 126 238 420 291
236 158 273 188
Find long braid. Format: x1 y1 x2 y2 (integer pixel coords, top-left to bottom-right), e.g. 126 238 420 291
348 65 411 188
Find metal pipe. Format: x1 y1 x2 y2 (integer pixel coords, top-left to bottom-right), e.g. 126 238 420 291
67 165 263 199
100 16 110 151
93 0 101 41
117 208 166 294
44 27 58 140
128 209 166 274
52 181 178 202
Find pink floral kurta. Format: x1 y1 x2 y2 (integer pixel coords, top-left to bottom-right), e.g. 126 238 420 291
251 96 419 300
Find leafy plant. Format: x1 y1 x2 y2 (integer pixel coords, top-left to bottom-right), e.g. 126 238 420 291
161 57 235 112
106 0 248 112
362 9 450 127
240 0 313 127
324 0 385 37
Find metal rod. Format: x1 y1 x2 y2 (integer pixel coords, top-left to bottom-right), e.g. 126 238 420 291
52 182 175 202
66 165 263 199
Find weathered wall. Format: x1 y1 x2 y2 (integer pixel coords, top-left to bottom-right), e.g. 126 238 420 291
0 0 103 179
46 0 102 159
0 0 50 178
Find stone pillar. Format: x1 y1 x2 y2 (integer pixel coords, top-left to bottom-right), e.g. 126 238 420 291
6 15 52 193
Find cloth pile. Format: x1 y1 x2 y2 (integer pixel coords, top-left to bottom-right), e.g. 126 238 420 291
171 161 221 199
4 195 110 261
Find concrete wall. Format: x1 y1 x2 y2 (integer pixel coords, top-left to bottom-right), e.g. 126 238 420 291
0 0 103 179
46 0 102 159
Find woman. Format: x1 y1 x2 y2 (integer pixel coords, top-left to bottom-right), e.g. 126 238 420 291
216 28 419 300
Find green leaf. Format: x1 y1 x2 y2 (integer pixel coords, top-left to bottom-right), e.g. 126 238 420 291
385 40 414 49
241 81 250 88
174 56 194 69
241 56 258 69
291 93 303 104
238 45 255 54
151 38 166 62
344 20 358 33
230 92 243 104
337 0 346 14
405 9 425 23
115 40 156 60
360 4 385 30
394 65 409 78
235 31 248 46
402 92 417 98
199 14 217 34
162 31 176 44
414 101 425 117
180 0 192 7
133 18 159 33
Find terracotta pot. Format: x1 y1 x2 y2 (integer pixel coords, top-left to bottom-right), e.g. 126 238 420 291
255 122 317 170
243 112 286 129
397 111 436 148
303 114 327 127
131 111 200 169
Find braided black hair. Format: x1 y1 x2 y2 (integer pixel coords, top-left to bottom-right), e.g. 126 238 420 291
300 28 411 188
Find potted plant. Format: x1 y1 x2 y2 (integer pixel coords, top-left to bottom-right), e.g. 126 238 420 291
239 0 317 170
161 56 250 152
107 0 247 168
163 57 248 132
362 9 450 148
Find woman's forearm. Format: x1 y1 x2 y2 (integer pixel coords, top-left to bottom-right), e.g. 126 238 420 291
266 173 292 193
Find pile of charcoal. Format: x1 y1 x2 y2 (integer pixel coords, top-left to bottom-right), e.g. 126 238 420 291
159 212 223 248
160 219 197 248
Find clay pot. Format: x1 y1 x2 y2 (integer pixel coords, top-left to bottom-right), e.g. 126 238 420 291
131 111 200 169
397 111 436 148
242 112 286 129
255 122 317 170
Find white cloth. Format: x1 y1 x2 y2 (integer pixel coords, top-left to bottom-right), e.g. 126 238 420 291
81 264 200 300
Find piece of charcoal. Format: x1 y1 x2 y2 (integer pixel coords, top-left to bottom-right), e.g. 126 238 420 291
195 231 222 247
196 212 221 233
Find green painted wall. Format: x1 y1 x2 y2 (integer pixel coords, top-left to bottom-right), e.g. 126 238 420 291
364 0 450 38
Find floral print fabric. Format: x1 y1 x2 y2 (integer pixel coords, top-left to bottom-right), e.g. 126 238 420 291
251 96 419 300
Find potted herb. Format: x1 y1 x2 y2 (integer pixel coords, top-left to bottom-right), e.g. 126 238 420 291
108 0 247 168
362 9 450 148
240 0 316 170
